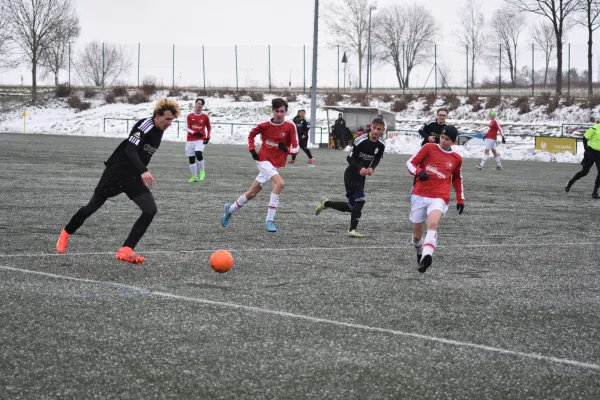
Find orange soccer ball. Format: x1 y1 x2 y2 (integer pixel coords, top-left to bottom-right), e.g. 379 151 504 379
209 250 234 273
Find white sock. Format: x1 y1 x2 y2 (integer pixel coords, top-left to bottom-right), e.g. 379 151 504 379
189 163 197 177
266 193 279 221
422 230 437 257
480 155 489 167
198 160 205 171
495 156 501 165
412 237 423 256
229 194 248 215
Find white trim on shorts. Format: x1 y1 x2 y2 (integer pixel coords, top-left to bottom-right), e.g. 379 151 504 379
255 160 279 185
185 140 205 156
409 194 448 223
484 138 497 150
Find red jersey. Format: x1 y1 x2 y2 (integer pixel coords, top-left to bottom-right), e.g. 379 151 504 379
248 119 299 168
407 143 465 205
186 112 211 141
485 119 503 140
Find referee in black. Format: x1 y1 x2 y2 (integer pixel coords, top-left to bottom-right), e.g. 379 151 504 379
56 98 180 264
315 117 386 238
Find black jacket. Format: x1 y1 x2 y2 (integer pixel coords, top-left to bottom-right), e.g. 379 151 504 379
418 120 446 146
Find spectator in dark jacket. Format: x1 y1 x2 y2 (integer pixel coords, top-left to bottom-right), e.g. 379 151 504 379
334 113 346 149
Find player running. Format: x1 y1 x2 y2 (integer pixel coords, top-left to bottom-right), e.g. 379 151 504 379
315 117 386 238
476 111 505 170
186 98 211 182
407 125 465 273
289 109 314 164
56 99 180 264
221 98 299 232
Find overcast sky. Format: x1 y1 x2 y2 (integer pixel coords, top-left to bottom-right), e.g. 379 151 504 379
2 0 594 87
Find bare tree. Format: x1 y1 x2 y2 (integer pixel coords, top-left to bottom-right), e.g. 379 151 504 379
1 0 77 103
324 0 373 89
76 41 131 87
0 4 14 67
489 10 526 87
455 1 489 88
529 21 556 87
576 0 600 97
505 0 583 94
403 5 436 89
39 14 79 85
371 5 406 88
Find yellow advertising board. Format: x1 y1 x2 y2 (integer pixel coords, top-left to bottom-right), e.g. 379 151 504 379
535 137 577 154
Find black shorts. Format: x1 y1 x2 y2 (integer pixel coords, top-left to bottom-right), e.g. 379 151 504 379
344 165 366 197
582 148 600 168
94 167 150 200
299 135 308 148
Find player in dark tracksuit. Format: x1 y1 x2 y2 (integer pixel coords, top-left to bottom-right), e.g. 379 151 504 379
56 99 181 264
418 108 448 146
289 109 314 163
315 117 386 238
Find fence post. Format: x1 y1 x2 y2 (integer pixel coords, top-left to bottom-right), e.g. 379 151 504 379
172 44 175 89
235 45 239 93
102 42 105 88
137 43 140 87
568 43 571 97
434 45 437 96
466 45 468 96
126 119 129 133
498 44 501 95
303 45 306 93
337 45 340 92
103 118 106 132
531 43 534 97
202 45 206 91
268 45 272 93
68 42 71 87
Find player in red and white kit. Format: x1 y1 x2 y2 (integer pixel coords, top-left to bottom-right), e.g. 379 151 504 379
185 98 211 182
221 98 299 232
476 111 505 170
407 125 465 273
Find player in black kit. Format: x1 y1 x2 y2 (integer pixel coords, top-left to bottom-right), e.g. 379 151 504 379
56 98 180 264
315 117 386 238
418 108 448 146
289 109 314 164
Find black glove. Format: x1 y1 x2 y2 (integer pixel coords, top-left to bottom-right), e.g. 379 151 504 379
418 171 429 181
250 149 259 160
278 142 288 153
501 137 506 144
203 138 210 144
457 203 464 215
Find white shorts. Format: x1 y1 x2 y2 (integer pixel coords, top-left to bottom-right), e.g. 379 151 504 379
410 195 448 224
484 138 497 150
255 161 279 185
185 140 205 156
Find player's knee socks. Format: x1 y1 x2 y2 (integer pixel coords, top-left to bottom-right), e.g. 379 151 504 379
325 201 352 213
495 156 501 165
195 151 203 161
124 194 157 249
266 193 279 221
481 155 489 166
303 147 313 159
291 154 297 161
198 160 205 172
572 166 591 182
412 237 424 256
189 163 197 177
350 201 365 231
64 193 107 234
229 194 248 214
422 230 437 257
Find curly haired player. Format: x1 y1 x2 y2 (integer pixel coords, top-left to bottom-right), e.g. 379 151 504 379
56 98 180 264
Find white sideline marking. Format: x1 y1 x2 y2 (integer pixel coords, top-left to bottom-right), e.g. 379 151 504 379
1 265 599 372
0 242 594 258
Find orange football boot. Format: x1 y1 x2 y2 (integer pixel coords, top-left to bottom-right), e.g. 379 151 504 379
115 246 146 264
56 229 70 254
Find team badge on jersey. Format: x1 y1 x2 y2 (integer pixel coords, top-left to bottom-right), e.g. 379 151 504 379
446 161 453 169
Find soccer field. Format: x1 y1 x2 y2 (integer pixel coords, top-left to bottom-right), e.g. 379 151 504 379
1 133 600 399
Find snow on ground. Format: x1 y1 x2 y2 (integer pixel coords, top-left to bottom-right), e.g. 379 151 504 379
0 91 595 163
